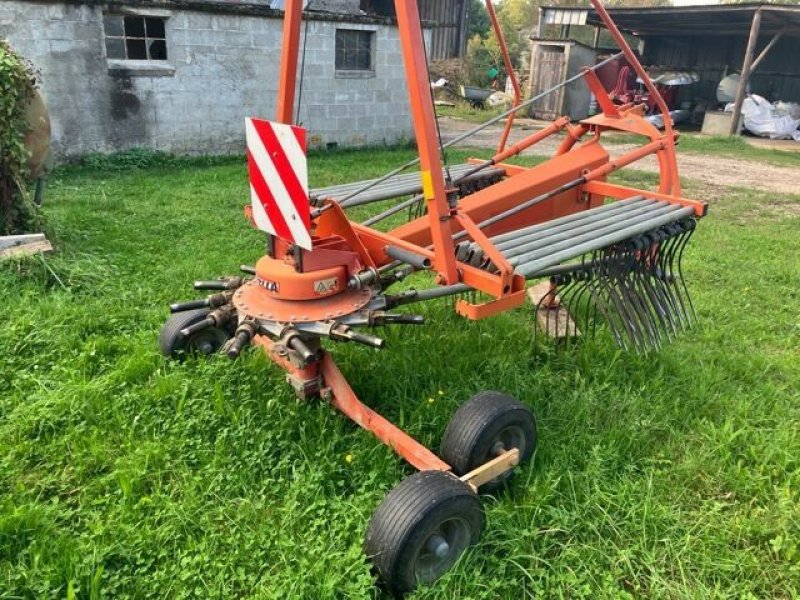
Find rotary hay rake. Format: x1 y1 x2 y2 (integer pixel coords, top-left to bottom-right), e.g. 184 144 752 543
158 0 707 594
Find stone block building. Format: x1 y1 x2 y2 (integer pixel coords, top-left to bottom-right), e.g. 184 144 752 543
1 0 430 161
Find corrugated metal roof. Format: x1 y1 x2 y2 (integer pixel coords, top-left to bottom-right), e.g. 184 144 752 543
540 3 800 36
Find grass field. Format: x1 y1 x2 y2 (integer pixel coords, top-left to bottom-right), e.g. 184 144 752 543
1 146 799 599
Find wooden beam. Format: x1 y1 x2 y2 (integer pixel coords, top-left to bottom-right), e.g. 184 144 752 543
527 282 580 340
750 30 784 73
536 6 545 38
459 448 519 492
0 233 53 259
730 8 762 135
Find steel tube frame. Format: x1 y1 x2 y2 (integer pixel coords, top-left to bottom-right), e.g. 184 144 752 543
499 203 666 260
487 198 650 250
362 119 570 227
509 204 682 266
589 0 681 197
253 335 451 472
275 0 304 124
256 0 706 476
313 53 623 213
484 0 521 153
395 0 458 283
515 207 695 277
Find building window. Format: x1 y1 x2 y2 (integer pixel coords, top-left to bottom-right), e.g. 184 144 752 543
335 29 374 72
104 15 168 61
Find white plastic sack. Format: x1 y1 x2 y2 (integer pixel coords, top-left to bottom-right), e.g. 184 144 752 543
774 101 800 120
487 91 513 108
726 94 800 140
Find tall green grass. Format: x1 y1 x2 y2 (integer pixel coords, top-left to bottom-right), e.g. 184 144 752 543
0 147 798 598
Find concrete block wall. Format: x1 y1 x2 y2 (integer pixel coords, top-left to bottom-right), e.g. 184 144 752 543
1 1 424 161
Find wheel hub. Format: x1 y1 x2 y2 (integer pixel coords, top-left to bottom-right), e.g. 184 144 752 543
425 534 450 559
414 517 471 584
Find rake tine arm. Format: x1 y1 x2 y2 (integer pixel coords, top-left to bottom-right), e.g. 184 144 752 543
170 291 234 313
170 298 211 313
225 320 258 359
179 305 236 338
194 277 245 291
286 335 317 364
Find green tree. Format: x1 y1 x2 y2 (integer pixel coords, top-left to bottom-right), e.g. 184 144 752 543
467 0 491 39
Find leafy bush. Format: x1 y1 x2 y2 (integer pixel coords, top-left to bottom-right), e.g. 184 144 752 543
0 41 40 235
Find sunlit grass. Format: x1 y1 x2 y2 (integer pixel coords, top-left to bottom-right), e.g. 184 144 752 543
1 147 798 598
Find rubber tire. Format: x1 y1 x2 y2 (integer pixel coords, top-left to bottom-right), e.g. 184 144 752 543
364 470 485 596
158 309 230 359
440 391 537 493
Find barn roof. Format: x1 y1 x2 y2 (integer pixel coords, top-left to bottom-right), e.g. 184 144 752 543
540 3 800 37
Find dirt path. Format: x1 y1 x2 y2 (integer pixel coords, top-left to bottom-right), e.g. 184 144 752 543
438 116 799 195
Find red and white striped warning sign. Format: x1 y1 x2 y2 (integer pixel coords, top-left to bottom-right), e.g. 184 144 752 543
245 117 312 250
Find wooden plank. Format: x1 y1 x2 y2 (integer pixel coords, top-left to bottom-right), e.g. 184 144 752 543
459 448 520 492
527 281 580 340
0 233 46 249
530 47 566 120
0 233 53 259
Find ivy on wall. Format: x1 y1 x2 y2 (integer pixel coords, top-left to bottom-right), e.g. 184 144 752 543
0 40 39 235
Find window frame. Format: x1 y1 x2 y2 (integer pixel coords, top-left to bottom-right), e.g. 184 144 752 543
103 12 169 63
335 28 376 77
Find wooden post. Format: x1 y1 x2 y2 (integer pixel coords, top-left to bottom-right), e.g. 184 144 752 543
536 7 545 38
750 30 784 73
729 9 762 136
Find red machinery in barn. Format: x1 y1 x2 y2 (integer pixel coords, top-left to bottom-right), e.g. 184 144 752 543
159 0 706 593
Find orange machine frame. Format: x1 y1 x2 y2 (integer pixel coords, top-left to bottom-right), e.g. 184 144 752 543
257 0 706 471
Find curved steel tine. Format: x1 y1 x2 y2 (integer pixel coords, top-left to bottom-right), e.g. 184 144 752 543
568 269 591 340
591 248 631 351
604 245 647 353
634 239 674 342
593 273 628 351
557 274 581 348
657 228 689 331
669 222 696 326
630 238 666 350
566 256 593 340
677 220 698 322
618 243 660 352
579 252 600 340
662 226 691 328
533 284 554 347
649 231 684 334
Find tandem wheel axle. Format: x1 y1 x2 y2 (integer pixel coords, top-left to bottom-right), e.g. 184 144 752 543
159 309 536 594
